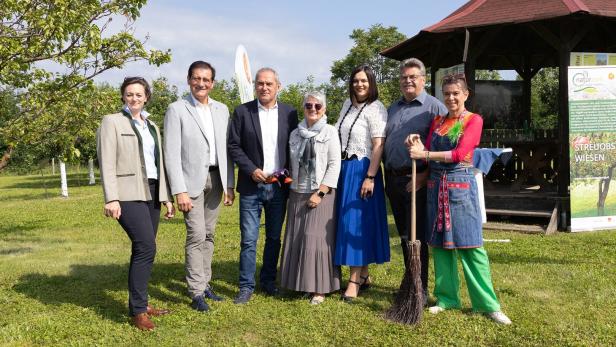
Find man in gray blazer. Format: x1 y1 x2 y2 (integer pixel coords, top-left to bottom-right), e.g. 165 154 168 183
164 61 235 312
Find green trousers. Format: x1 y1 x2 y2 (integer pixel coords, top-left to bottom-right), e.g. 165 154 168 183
432 247 501 312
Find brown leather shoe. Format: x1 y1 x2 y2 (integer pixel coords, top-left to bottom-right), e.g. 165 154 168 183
131 313 155 331
146 305 170 317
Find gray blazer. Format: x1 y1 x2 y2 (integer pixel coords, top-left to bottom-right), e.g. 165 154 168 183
97 112 172 203
288 124 341 191
164 95 235 198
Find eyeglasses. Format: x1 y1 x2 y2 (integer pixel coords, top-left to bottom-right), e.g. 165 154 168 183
190 76 213 84
400 74 424 81
304 103 323 111
442 73 466 85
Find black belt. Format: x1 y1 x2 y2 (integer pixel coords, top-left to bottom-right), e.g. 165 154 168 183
208 166 219 172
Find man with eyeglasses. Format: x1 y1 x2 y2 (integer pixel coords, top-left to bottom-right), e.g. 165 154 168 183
383 58 447 301
228 67 298 304
164 61 235 312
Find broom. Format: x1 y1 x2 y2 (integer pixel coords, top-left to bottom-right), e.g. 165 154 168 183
385 158 424 325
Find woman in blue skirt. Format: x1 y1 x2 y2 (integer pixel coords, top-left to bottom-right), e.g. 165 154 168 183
334 65 390 301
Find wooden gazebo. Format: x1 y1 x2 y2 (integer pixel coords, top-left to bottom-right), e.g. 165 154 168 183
381 0 616 231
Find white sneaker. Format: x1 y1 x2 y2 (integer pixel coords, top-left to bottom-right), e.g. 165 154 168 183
309 295 325 305
487 311 512 325
428 306 445 314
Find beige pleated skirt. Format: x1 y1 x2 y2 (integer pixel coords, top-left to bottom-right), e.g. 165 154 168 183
279 190 341 294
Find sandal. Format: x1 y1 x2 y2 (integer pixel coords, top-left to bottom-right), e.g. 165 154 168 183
359 275 372 291
340 280 361 302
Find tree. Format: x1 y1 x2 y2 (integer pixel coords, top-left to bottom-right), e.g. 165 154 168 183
147 77 178 128
476 70 502 80
530 67 559 129
0 0 171 170
210 79 241 114
330 24 406 114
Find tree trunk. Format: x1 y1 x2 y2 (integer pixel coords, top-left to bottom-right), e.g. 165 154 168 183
597 165 616 216
0 146 14 171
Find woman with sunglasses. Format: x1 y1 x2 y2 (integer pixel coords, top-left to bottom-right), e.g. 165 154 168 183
97 77 175 330
334 65 390 301
279 91 341 304
407 74 511 325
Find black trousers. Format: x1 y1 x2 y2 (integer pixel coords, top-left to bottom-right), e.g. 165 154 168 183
117 179 160 316
384 171 429 294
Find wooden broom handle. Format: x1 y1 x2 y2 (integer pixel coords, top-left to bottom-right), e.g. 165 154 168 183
411 158 416 243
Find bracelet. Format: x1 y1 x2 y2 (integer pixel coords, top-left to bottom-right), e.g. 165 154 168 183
365 175 375 180
425 151 430 162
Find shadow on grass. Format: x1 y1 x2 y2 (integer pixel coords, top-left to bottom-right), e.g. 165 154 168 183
12 258 241 323
0 219 49 238
5 173 98 189
488 252 577 265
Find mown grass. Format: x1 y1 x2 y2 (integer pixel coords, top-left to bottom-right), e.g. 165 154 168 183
1 173 615 346
570 181 616 217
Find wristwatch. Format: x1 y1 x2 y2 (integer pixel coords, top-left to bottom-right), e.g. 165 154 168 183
317 190 326 198
365 175 375 180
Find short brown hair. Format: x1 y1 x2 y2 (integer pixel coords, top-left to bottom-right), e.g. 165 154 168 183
120 76 151 103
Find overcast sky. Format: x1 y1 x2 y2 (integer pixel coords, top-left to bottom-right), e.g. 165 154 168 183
95 0 469 91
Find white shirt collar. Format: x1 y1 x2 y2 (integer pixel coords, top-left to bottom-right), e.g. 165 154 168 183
257 100 278 111
190 93 210 108
123 105 150 119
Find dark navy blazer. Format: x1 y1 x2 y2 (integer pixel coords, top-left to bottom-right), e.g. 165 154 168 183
227 99 298 195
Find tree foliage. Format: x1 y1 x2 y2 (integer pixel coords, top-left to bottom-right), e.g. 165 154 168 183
530 67 559 129
330 24 406 113
0 0 171 170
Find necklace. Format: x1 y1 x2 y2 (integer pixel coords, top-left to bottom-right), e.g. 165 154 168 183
337 101 368 160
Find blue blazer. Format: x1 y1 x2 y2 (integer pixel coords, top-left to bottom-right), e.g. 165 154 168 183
228 99 298 195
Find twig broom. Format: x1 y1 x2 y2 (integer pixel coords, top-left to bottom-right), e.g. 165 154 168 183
385 158 424 325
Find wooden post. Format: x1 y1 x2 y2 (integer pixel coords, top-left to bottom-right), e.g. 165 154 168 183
60 160 68 197
557 46 570 228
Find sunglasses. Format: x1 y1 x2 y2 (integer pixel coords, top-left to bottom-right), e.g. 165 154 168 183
304 103 323 111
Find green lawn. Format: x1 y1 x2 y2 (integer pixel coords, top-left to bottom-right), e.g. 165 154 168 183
1 173 615 346
570 181 616 217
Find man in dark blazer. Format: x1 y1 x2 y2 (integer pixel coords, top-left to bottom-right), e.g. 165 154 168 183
228 67 298 304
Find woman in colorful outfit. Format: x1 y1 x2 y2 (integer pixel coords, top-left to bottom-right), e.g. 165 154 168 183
407 74 511 324
279 91 342 305
334 65 390 301
97 77 175 330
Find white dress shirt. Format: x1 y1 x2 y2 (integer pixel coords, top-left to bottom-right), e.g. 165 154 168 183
258 101 279 176
191 94 217 166
124 105 158 179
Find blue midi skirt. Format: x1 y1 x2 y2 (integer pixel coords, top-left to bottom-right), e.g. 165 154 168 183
334 157 390 266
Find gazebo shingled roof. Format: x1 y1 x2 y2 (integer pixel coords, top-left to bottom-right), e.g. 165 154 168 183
380 0 616 228
381 0 616 70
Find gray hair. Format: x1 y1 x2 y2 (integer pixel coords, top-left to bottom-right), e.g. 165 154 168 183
255 67 280 85
400 58 426 76
303 91 326 108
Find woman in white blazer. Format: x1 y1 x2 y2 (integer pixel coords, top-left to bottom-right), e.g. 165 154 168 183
97 76 174 331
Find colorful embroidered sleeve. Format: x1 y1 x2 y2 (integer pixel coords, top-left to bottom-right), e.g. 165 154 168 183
451 114 483 163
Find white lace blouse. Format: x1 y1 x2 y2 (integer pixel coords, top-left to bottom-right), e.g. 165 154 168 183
334 99 387 160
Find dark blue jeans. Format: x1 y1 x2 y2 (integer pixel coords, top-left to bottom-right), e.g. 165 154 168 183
238 183 288 290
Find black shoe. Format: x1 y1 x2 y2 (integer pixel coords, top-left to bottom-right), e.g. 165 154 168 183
203 287 224 302
359 275 371 291
261 284 280 297
233 288 253 304
340 279 361 303
191 295 209 312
